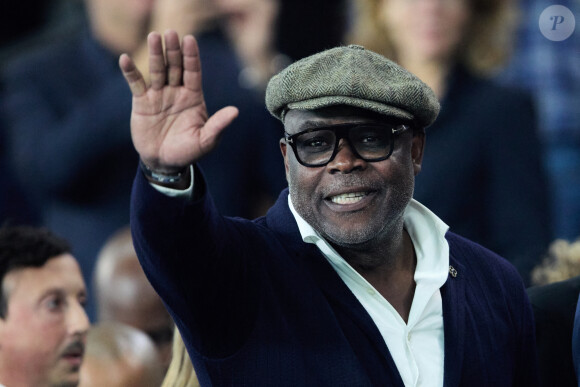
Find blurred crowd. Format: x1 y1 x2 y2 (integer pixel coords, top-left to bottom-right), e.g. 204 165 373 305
0 0 578 385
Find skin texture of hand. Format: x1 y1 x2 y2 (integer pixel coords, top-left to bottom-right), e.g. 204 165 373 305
119 30 239 176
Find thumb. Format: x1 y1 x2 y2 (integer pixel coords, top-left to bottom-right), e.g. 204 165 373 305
199 106 239 149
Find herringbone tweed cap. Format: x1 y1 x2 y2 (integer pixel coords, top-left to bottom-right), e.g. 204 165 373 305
265 44 440 127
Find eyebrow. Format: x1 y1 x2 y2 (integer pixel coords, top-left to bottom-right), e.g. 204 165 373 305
293 120 333 132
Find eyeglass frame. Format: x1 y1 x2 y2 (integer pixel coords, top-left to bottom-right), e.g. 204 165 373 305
283 122 412 167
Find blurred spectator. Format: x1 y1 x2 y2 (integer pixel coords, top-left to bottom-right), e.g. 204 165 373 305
214 0 348 92
0 225 89 387
79 321 165 387
347 0 552 284
0 0 52 50
527 275 580 387
498 0 580 242
215 0 288 92
1 0 286 319
161 328 201 387
0 103 39 226
1 1 81 229
527 238 580 386
94 226 174 370
276 0 348 62
0 0 84 67
532 238 580 286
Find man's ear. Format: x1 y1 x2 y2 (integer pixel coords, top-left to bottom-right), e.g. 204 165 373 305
279 139 290 181
411 130 426 176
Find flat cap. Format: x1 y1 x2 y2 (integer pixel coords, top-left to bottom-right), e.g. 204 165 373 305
265 44 440 128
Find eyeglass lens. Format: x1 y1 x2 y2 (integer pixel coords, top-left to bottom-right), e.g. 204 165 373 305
294 125 393 166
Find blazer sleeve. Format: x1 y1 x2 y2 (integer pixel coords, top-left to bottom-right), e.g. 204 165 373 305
130 166 262 358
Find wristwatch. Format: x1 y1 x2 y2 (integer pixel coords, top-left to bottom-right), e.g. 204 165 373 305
139 159 189 184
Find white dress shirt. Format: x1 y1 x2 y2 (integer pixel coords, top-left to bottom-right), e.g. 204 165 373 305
289 197 449 387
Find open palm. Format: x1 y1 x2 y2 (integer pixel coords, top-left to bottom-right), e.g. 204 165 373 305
120 30 238 173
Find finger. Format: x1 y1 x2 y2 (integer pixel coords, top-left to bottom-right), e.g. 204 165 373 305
164 30 183 87
200 106 239 150
148 32 167 90
119 54 147 97
182 35 202 92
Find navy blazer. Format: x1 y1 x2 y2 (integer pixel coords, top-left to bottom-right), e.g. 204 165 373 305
414 66 551 286
131 169 538 386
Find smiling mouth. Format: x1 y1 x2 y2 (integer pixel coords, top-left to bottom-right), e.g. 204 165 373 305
328 191 370 205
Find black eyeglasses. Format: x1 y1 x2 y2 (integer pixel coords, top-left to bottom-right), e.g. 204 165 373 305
284 122 411 167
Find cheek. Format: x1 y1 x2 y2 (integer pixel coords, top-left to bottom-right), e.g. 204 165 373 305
2 319 63 373
379 150 416 201
286 164 322 215
286 155 310 191
8 308 67 350
286 165 306 199
380 2 414 43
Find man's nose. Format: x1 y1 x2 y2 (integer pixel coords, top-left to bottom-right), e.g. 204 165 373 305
326 138 367 173
69 300 90 336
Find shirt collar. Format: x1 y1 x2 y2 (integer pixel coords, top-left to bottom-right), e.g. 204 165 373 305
287 196 450 284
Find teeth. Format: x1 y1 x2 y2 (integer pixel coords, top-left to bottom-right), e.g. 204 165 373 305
330 192 367 204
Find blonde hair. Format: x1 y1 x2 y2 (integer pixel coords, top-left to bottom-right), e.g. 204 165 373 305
347 0 519 75
531 238 580 286
80 322 165 387
161 328 200 387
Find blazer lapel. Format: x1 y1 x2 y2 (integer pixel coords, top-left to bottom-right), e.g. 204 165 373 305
265 190 405 386
299 244 406 386
441 252 467 387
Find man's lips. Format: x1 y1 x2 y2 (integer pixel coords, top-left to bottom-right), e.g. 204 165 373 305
323 188 378 212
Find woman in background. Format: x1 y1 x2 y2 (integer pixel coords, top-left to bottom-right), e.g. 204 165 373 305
161 328 200 387
348 0 552 285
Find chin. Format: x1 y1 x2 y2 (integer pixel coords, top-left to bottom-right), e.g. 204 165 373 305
323 226 378 248
52 371 81 387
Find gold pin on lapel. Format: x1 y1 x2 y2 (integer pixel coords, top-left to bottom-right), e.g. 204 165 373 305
449 266 458 278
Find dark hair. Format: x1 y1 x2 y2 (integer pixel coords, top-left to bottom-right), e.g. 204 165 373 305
0 225 71 318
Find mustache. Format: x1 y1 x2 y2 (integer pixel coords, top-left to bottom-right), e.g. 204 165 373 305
321 175 384 196
60 340 85 357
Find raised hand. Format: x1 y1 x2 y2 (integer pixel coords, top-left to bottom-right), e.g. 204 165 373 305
119 30 238 175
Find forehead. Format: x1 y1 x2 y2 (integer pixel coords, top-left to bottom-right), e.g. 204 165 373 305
284 106 394 133
3 254 85 302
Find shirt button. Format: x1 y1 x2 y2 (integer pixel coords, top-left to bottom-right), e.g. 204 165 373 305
366 288 376 295
407 332 412 341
